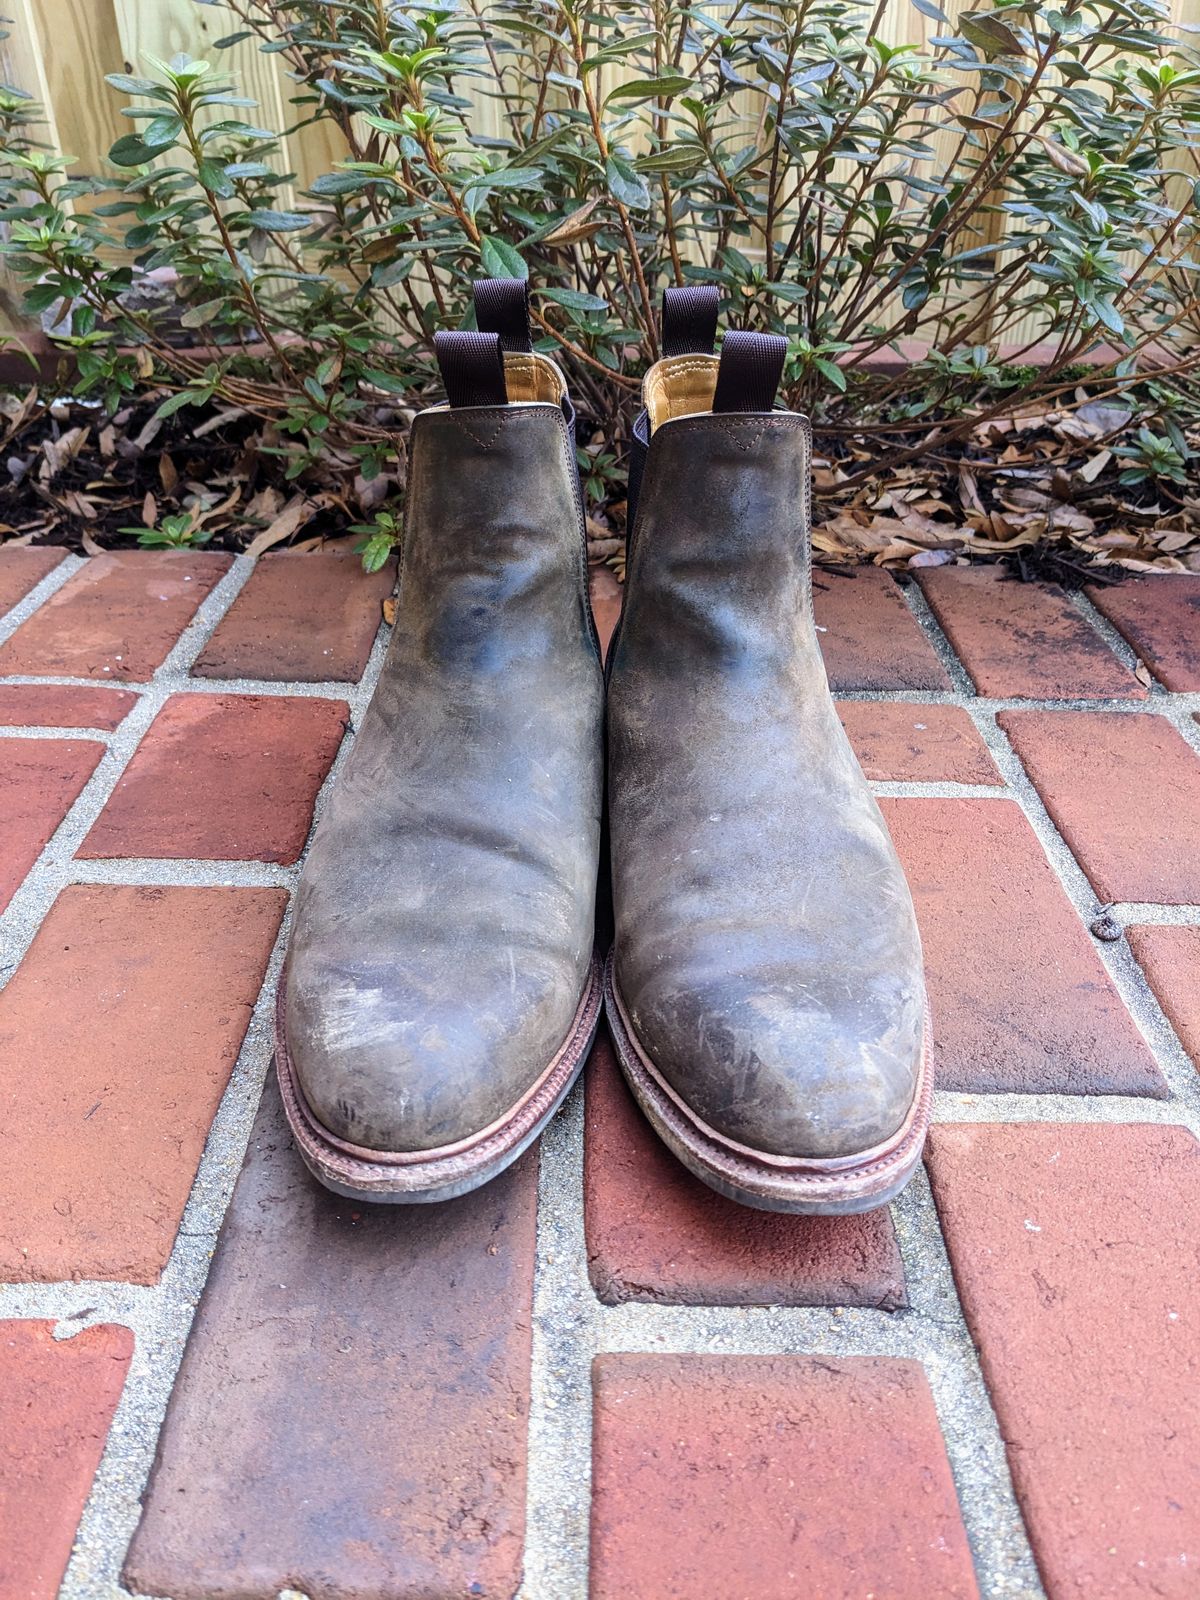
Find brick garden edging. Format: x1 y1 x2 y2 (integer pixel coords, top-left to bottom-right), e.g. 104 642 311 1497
0 549 1198 1599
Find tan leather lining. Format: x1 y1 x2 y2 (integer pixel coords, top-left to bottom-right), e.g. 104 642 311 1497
503 350 567 403
644 352 720 433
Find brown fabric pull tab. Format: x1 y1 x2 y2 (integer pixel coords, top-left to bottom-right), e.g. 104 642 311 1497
473 277 532 353
661 284 720 358
711 330 788 414
434 330 508 408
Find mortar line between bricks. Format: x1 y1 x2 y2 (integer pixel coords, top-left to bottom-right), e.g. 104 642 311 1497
1110 901 1200 925
836 684 1200 714
0 673 372 698
0 724 126 739
892 576 1200 1122
523 1082 600 1600
0 592 380 986
526 1079 1047 1599
1066 584 1172 697
967 705 1200 1124
896 577 976 695
152 554 257 679
5 557 1198 1600
67 859 294 889
0 595 393 1600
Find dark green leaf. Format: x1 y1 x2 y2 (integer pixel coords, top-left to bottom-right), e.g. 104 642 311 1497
960 12 1025 57
245 209 311 231
104 74 163 96
480 234 527 280
605 153 651 209
604 75 693 104
538 286 608 311
153 390 201 419
197 160 235 198
108 133 168 167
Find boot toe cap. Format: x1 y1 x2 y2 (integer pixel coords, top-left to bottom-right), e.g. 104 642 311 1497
284 955 587 1153
620 966 925 1161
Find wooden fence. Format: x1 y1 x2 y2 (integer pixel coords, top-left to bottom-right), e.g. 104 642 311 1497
1 0 1199 349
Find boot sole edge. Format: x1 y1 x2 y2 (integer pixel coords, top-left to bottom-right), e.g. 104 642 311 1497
604 954 932 1216
274 955 603 1203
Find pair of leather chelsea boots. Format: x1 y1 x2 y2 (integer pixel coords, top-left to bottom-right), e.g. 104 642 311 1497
275 280 931 1215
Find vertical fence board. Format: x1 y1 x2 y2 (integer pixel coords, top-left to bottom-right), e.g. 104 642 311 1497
108 0 297 200
29 0 125 177
2 0 1197 350
0 0 60 150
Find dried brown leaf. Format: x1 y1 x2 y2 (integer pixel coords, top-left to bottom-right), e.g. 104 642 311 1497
542 198 603 245
243 494 314 557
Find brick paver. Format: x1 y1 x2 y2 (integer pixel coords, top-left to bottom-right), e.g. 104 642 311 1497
3 547 1198 1600
590 1354 979 1600
0 546 65 615
837 701 1002 784
124 1076 536 1600
0 550 230 680
0 737 104 912
584 1035 906 1307
192 547 393 682
0 884 285 1282
882 797 1165 1095
1126 925 1200 1073
0 1319 133 1600
0 684 137 729
1086 575 1200 691
79 692 347 864
927 1122 1200 1600
1000 710 1200 904
917 566 1143 699
812 568 952 691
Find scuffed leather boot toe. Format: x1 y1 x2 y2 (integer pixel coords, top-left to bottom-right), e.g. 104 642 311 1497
286 938 596 1156
275 281 604 1203
605 292 931 1215
618 960 924 1165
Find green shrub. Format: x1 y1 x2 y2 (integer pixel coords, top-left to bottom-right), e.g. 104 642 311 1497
1 0 1198 557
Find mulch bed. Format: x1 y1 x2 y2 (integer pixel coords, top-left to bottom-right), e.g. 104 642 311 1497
2 386 1197 582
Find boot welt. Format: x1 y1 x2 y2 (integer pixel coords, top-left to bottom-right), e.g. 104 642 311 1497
275 955 603 1203
604 953 932 1216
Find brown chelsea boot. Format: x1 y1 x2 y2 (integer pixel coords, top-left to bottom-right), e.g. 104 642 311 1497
276 280 605 1201
604 288 931 1214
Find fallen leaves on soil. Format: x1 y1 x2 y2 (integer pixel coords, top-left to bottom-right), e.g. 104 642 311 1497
1 385 1197 585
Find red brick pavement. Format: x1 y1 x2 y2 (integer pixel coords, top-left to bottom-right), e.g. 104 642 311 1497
78 692 347 864
590 1354 980 1600
0 551 230 680
918 565 1145 699
1 552 1197 1599
928 1122 1200 1600
0 1320 132 1600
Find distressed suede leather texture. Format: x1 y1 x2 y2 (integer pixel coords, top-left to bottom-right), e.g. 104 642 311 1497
284 403 603 1152
607 413 925 1160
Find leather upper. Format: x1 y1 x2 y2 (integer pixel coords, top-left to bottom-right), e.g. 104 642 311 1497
284 403 604 1153
607 412 926 1160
